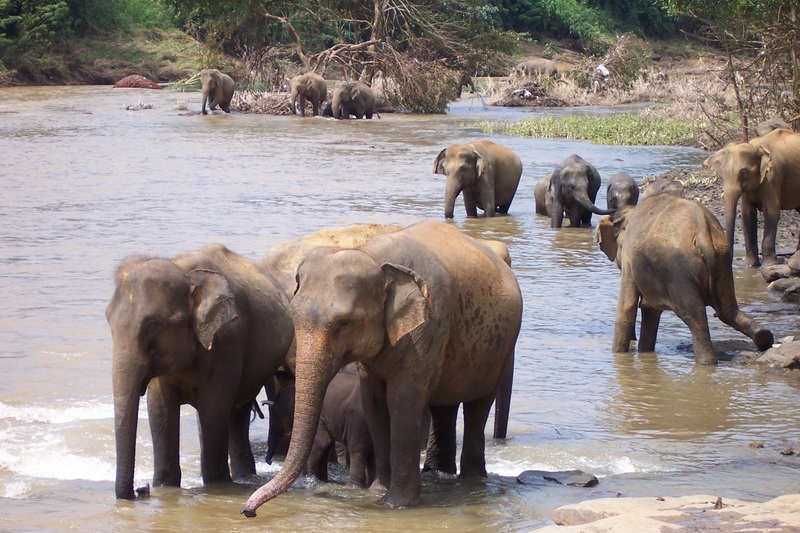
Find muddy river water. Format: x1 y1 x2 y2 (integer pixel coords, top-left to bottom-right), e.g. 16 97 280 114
1 86 799 532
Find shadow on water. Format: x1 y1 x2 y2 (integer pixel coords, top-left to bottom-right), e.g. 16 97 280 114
0 87 799 532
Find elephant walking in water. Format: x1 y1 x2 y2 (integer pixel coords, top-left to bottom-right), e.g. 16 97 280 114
434 140 523 219
242 221 522 516
200 69 235 115
331 81 376 119
596 194 774 365
290 72 327 117
106 244 294 499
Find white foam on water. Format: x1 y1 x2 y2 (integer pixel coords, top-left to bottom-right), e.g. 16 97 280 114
0 400 113 424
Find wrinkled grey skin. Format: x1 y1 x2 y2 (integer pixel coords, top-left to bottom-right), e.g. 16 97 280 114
513 58 557 78
106 244 294 500
433 140 523 218
266 363 376 488
606 172 640 210
597 195 774 365
200 69 235 115
641 177 685 199
535 154 615 228
332 81 376 119
241 221 522 516
290 72 328 117
756 118 791 137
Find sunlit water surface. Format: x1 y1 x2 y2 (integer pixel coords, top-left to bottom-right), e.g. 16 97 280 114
1 86 798 532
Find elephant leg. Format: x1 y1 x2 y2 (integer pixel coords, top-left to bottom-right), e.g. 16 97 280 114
612 275 639 353
463 193 480 218
298 95 307 117
497 201 512 215
360 375 391 490
638 307 662 352
741 200 761 266
422 404 458 475
383 379 428 508
550 197 565 228
306 429 333 482
459 396 493 478
311 99 320 117
147 380 182 487
478 181 496 217
672 292 716 365
761 207 780 266
568 204 585 227
228 403 256 479
196 399 234 484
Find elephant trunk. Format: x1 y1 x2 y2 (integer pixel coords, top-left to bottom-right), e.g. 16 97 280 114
577 194 615 216
241 341 338 518
723 186 741 254
444 178 461 219
113 357 148 500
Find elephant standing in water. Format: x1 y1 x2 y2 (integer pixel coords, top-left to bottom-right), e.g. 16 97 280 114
106 244 294 500
703 127 800 266
331 81 376 119
200 69 235 115
241 221 522 516
290 72 327 117
534 154 614 228
266 363 376 488
596 194 774 365
433 140 523 218
606 172 639 210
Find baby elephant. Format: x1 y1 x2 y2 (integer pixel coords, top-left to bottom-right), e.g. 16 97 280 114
200 69 235 115
606 172 639 210
266 364 375 488
597 194 774 365
434 140 523 218
290 72 327 117
332 81 376 119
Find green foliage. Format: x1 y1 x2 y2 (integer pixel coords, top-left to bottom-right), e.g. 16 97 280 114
475 112 698 146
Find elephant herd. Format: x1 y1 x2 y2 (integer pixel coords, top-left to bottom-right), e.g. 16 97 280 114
108 109 800 517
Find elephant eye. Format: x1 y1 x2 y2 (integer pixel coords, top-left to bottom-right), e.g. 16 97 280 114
332 319 350 333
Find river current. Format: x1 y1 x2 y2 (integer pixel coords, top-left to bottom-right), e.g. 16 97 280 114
0 86 798 532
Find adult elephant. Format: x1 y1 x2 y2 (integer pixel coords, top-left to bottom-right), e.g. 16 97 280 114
703 127 800 266
200 69 235 115
606 172 639 210
596 194 774 365
535 154 614 228
290 72 327 117
433 140 523 219
241 221 522 516
106 244 294 500
266 363 376 488
331 81 375 119
513 58 558 78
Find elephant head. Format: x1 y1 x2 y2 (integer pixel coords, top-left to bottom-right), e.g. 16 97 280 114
703 142 771 253
105 257 238 499
241 247 430 517
550 154 615 227
434 144 489 218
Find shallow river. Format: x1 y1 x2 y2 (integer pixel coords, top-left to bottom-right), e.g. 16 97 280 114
1 86 798 532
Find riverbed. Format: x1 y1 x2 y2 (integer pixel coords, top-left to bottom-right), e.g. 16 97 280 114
1 86 798 532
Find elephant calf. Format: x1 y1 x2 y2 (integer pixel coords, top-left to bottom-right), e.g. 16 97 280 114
200 68 235 115
597 194 774 365
606 172 639 210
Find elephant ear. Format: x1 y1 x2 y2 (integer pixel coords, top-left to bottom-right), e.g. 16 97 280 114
433 148 447 175
758 145 773 185
472 148 490 181
187 269 239 350
596 209 630 265
381 263 431 346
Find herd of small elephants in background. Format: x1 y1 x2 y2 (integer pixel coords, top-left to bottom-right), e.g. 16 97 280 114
111 66 800 518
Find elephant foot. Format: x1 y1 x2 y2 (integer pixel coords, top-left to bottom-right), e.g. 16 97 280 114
368 479 387 492
753 328 775 351
458 464 487 478
381 492 422 509
745 255 762 267
694 353 718 366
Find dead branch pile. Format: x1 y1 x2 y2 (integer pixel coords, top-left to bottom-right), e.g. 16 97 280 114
113 75 162 90
232 91 292 114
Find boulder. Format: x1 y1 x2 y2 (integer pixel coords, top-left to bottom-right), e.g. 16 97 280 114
757 340 800 369
767 277 800 301
517 469 598 487
761 264 795 282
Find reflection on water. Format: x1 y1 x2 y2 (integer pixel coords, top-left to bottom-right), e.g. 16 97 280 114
0 87 798 532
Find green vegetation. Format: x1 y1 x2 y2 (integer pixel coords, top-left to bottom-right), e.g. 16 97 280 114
475 113 699 146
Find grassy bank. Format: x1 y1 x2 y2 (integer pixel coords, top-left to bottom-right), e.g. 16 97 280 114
474 112 701 146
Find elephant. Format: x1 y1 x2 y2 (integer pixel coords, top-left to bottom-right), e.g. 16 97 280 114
641 177 685 199
320 100 333 117
266 363 376 488
703 127 800 266
241 221 522 516
331 81 376 119
534 154 615 228
433 140 523 219
606 172 639 210
756 118 790 137
290 72 328 117
513 58 558 78
106 244 294 500
200 69 235 115
457 71 476 97
596 194 774 365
